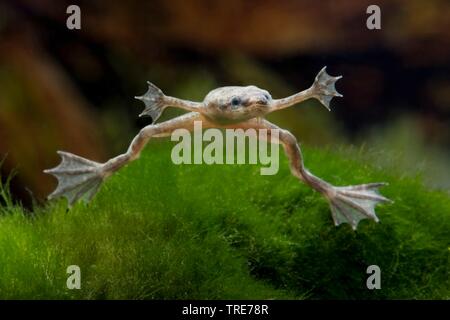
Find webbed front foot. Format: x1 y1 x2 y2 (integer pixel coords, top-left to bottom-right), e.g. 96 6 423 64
310 66 343 110
326 182 392 230
135 81 166 122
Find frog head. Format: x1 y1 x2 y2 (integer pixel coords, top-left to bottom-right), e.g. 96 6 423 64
203 85 272 123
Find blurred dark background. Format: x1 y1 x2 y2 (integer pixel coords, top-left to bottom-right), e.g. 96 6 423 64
0 0 449 207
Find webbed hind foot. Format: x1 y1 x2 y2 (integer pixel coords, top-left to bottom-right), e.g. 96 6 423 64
326 182 392 230
44 151 107 206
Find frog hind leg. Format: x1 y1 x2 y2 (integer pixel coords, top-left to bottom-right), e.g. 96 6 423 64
246 119 392 231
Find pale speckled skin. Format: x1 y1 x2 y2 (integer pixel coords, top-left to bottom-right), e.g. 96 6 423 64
202 85 272 124
45 67 391 230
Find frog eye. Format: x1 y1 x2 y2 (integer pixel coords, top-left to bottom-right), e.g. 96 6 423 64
231 97 241 107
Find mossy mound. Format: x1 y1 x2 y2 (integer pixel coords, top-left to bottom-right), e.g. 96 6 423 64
0 141 448 299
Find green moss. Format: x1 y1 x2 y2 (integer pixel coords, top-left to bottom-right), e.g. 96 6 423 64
0 141 448 299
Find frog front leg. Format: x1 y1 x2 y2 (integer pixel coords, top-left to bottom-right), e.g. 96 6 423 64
269 66 343 112
44 112 211 206
135 81 203 122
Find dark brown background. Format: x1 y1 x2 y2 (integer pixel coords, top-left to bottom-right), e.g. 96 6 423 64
0 0 449 206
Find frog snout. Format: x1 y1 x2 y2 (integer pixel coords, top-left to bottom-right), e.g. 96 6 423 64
248 94 269 106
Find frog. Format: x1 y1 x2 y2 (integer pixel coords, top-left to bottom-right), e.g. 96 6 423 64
45 67 391 230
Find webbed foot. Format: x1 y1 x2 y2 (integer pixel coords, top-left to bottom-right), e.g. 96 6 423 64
135 81 166 122
44 151 107 206
326 182 392 230
311 66 343 110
